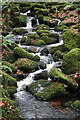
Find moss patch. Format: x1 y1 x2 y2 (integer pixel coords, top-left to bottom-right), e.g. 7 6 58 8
28 80 66 100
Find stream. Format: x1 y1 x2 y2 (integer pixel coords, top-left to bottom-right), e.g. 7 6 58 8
13 10 80 119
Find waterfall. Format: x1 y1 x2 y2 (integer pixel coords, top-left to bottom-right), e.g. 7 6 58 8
36 19 39 26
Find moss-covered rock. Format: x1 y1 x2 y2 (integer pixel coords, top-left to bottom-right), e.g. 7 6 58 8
37 24 50 30
41 36 55 44
20 37 26 44
37 30 50 36
14 47 34 60
18 14 26 27
13 28 28 35
28 33 40 39
34 71 48 80
28 80 66 100
49 33 59 41
43 16 58 27
14 58 38 73
62 30 80 50
49 67 78 89
40 47 49 56
50 45 68 55
2 61 17 73
53 50 63 62
2 97 23 119
34 55 40 61
54 25 67 31
61 48 80 75
38 9 49 16
33 40 46 46
71 100 80 111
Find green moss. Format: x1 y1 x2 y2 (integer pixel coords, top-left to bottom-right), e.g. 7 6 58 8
49 33 59 41
49 67 78 89
43 16 57 27
54 25 67 31
20 7 29 13
34 55 40 61
28 33 40 39
62 30 80 50
37 30 50 36
41 36 55 44
37 24 50 30
28 80 66 100
14 47 34 60
38 9 49 16
2 97 23 119
2 61 17 73
33 40 46 46
53 50 63 61
20 37 26 44
13 28 28 35
61 48 80 75
50 45 68 55
15 58 38 72
71 100 80 111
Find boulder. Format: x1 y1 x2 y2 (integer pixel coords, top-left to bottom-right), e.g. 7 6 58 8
49 67 78 89
34 71 48 80
61 48 80 74
13 28 28 35
14 47 34 60
40 47 49 56
28 80 66 100
14 58 38 73
34 55 40 61
38 61 46 69
62 30 80 50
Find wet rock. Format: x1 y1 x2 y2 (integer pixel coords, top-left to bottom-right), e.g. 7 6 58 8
15 40 19 44
49 67 78 89
34 71 48 80
38 61 46 69
40 47 49 56
28 80 66 100
61 48 80 74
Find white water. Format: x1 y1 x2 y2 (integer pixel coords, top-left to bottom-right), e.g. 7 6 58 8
16 12 63 92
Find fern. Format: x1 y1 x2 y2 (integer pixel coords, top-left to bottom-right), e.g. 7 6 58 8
2 65 12 73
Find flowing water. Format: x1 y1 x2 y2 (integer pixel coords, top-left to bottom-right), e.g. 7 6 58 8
13 10 80 119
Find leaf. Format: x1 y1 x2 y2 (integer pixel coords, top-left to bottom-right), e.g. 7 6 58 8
0 101 5 107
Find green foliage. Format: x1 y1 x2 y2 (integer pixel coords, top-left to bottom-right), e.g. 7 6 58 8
1 34 15 51
76 8 80 15
71 100 80 111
